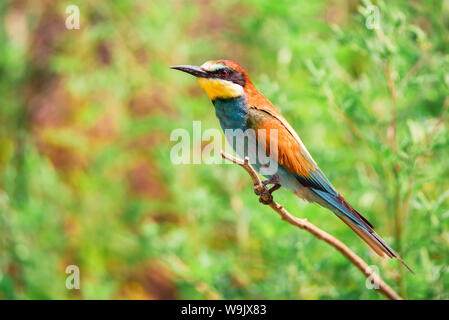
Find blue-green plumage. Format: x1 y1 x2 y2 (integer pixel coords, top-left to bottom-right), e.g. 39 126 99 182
212 97 249 131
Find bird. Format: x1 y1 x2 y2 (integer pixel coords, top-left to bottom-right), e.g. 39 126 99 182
171 59 413 273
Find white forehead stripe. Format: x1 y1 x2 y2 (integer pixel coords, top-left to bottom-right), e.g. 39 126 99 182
200 61 226 72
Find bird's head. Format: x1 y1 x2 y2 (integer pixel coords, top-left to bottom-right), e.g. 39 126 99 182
170 60 250 101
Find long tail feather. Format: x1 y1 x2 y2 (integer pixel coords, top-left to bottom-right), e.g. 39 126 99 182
311 188 414 273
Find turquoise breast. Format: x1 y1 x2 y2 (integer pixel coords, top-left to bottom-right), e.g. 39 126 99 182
212 96 248 131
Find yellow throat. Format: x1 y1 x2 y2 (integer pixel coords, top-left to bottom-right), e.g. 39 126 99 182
197 78 244 100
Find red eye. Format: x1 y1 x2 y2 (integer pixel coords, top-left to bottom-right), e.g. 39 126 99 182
219 69 229 77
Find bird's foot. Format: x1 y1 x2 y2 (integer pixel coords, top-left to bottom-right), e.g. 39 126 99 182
254 175 279 193
254 175 281 204
254 182 281 205
253 183 264 196
262 175 280 187
258 190 273 204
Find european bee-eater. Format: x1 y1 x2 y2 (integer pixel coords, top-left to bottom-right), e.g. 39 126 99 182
171 60 412 272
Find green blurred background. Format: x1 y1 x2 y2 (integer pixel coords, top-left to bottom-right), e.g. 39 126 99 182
0 0 448 299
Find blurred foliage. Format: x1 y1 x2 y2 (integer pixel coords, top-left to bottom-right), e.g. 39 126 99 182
0 0 448 299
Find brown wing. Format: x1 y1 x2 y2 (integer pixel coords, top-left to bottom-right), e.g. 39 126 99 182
247 107 337 194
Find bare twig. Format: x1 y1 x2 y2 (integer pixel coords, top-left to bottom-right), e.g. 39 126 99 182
221 151 402 300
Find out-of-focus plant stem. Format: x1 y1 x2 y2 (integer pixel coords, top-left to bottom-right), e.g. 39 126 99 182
385 60 407 297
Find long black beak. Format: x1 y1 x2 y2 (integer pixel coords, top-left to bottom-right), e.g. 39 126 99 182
170 65 209 78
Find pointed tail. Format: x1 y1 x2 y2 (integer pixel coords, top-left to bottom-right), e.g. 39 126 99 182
311 189 414 273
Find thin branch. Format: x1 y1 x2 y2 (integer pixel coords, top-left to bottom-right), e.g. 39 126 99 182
221 151 402 300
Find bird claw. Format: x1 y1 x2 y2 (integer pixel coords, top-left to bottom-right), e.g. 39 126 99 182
254 182 281 205
254 176 281 204
259 191 273 205
254 184 264 196
255 175 280 194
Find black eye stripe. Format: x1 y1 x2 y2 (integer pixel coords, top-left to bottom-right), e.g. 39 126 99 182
229 72 246 86
213 69 230 77
211 69 246 86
